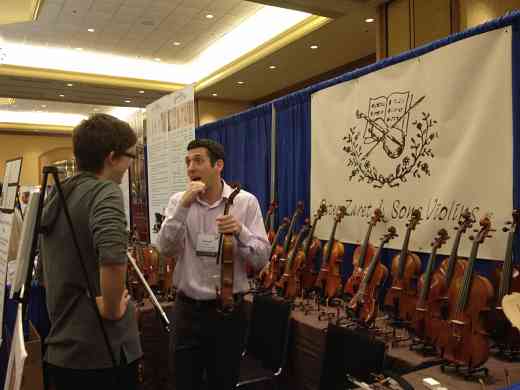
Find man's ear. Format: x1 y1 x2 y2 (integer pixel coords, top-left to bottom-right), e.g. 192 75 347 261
216 159 224 172
105 151 116 167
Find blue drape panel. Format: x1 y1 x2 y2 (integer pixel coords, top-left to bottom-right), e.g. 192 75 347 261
274 93 311 227
195 104 272 215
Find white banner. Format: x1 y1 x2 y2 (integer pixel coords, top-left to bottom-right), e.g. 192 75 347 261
147 86 195 243
311 27 512 260
0 211 13 346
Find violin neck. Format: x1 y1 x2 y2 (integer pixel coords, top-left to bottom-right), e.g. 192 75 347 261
456 239 480 313
359 223 374 268
419 247 438 303
445 229 463 286
498 230 515 302
397 228 413 278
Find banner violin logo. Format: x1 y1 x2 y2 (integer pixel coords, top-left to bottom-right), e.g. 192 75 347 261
342 91 439 189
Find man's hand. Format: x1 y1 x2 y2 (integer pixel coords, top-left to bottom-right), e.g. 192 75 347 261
216 214 242 235
96 289 130 321
180 181 206 208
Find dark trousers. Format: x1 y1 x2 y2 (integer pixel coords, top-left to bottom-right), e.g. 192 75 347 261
46 359 139 390
173 294 245 390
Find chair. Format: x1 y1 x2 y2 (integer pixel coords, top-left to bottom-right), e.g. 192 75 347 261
235 294 292 389
319 323 386 390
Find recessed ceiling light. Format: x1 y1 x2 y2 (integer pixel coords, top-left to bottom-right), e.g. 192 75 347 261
125 100 132 103
154 58 161 61
212 93 218 97
173 41 181 46
59 94 65 97
93 108 99 111
139 90 145 94
269 65 277 69
67 83 73 87
41 104 47 108
310 44 319 50
75 47 83 51
87 28 95 32
237 81 245 85
365 18 375 23
205 14 214 19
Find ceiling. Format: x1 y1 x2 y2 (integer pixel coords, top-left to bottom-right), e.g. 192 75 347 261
1 0 262 63
197 3 379 101
0 0 384 127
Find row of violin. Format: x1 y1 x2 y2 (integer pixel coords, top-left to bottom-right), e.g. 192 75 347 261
259 201 520 370
127 235 176 303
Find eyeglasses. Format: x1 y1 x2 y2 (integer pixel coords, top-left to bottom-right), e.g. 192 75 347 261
121 151 136 159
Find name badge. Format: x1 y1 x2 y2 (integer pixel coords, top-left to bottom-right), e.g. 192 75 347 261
196 233 220 257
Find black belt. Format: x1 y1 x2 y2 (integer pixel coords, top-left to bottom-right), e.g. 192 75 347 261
177 291 245 308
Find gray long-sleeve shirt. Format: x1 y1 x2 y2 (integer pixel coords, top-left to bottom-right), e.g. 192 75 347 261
41 172 142 369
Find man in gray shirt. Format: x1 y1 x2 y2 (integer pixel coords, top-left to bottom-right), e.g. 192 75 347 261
41 114 142 390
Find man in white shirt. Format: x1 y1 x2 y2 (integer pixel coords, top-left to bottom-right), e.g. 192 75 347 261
157 138 270 389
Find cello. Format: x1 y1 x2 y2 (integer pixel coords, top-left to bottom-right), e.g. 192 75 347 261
300 200 328 291
260 217 290 289
277 219 310 299
344 208 383 296
348 227 397 325
264 201 277 243
384 209 422 322
440 216 495 370
316 206 347 299
412 229 449 343
485 209 520 353
215 186 241 313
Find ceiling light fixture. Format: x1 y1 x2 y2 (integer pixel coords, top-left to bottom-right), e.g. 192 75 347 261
365 18 375 23
59 94 65 97
237 81 245 85
154 58 161 61
310 44 319 49
173 41 181 46
75 47 83 51
205 14 214 19
93 108 99 111
269 65 277 69
212 93 218 97
41 104 47 108
67 83 73 87
87 28 95 32
125 100 132 103
139 90 145 94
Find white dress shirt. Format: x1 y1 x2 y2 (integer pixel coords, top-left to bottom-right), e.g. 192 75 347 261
157 180 270 300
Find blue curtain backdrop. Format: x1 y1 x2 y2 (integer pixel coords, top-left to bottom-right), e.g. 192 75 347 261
196 104 272 216
274 93 311 229
270 11 520 278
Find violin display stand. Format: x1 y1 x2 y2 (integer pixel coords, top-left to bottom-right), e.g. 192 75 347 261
440 361 489 380
493 343 520 361
409 337 437 355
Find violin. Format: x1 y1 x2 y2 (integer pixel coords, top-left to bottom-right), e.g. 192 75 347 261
348 227 397 325
412 229 449 343
384 209 422 322
264 201 277 243
277 219 310 299
216 186 241 313
485 209 520 351
440 216 495 369
278 202 304 280
260 217 290 289
427 210 473 344
316 206 347 299
300 200 328 291
344 208 383 296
